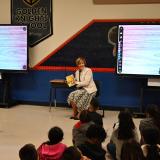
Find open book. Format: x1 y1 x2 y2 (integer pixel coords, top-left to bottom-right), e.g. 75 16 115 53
66 74 75 87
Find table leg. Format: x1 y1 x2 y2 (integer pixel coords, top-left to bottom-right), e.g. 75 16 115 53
54 88 56 107
49 87 53 111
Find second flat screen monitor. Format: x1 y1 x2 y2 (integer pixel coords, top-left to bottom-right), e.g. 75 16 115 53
117 24 160 77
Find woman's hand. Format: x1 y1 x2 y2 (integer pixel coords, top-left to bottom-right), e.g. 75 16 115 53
75 81 80 88
75 81 79 85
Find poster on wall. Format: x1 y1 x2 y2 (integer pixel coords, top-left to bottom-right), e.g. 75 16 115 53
11 0 53 47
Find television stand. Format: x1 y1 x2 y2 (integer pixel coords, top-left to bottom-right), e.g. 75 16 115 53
133 85 160 118
133 87 146 118
0 73 17 108
133 112 146 118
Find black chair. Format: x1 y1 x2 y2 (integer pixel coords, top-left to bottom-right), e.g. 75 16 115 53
94 80 105 117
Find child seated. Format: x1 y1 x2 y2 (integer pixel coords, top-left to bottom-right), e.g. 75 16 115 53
61 146 90 160
121 140 145 160
107 110 139 160
78 124 107 160
72 110 94 146
88 97 103 127
37 126 67 160
139 104 160 144
19 143 38 160
141 128 160 160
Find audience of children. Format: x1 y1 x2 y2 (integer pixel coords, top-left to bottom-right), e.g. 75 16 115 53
107 109 139 160
37 126 67 160
18 101 160 160
19 144 38 160
88 97 103 127
72 110 94 146
78 124 107 160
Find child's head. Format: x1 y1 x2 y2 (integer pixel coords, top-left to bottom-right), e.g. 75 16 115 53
146 104 160 118
61 146 82 160
79 110 90 123
146 104 160 130
19 144 38 160
118 109 135 140
48 126 64 144
86 124 107 144
89 97 99 111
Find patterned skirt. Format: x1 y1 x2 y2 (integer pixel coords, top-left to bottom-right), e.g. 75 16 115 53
67 89 96 112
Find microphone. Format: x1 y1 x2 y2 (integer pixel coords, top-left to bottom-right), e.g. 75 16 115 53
79 70 81 82
64 62 67 78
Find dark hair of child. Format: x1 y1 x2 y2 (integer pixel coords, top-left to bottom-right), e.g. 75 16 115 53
48 126 64 144
79 110 91 123
19 144 38 160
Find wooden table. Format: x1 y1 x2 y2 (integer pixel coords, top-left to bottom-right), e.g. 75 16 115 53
49 79 74 111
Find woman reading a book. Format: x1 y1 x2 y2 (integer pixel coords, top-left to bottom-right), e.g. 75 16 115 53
67 57 97 120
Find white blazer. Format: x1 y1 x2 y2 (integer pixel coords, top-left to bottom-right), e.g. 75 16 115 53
75 67 97 94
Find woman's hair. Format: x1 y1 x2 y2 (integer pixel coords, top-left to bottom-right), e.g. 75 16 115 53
142 128 160 160
75 57 86 66
146 104 160 130
19 144 38 160
86 124 107 143
48 126 64 144
121 140 144 160
79 110 91 123
61 146 82 160
118 109 135 140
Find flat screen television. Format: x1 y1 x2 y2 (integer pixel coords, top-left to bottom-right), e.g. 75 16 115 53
116 24 160 77
0 24 28 72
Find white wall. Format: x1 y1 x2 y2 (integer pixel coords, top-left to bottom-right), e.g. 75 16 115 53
1 0 160 67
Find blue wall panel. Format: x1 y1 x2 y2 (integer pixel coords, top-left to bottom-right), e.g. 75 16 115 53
6 70 148 109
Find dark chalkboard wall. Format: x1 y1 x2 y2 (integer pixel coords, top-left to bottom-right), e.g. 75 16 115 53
37 20 160 71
